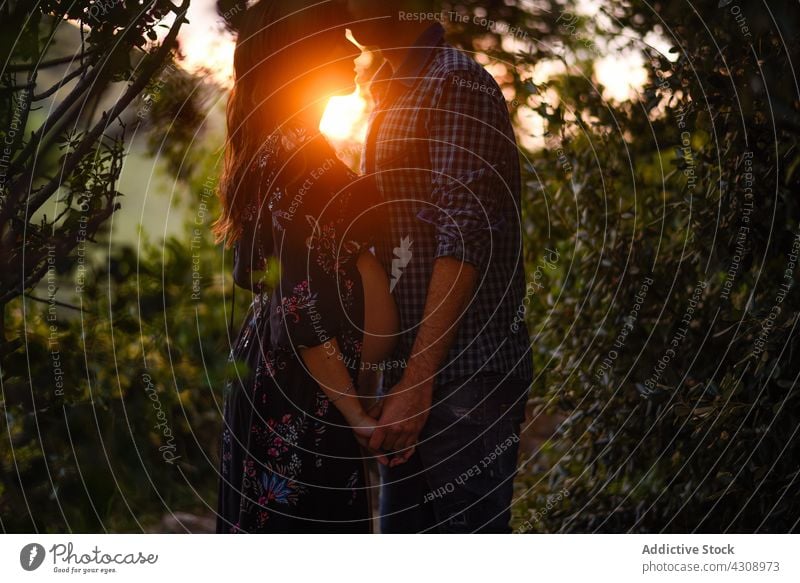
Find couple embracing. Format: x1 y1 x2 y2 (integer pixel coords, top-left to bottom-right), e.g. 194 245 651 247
214 0 532 534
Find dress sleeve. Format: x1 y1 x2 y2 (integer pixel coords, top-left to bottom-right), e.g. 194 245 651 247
232 201 274 293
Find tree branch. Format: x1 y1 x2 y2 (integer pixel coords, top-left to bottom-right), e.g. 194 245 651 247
4 50 98 73
25 1 189 217
0 193 119 305
32 63 91 101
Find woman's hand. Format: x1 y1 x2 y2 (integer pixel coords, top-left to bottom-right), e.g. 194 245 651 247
299 340 412 467
349 408 377 439
350 401 394 466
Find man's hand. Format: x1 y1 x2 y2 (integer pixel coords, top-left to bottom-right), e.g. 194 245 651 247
368 375 433 463
367 257 476 467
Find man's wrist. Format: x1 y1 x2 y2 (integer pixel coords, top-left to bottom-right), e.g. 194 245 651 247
402 365 435 396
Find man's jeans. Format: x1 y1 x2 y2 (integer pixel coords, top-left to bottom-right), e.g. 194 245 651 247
378 372 529 533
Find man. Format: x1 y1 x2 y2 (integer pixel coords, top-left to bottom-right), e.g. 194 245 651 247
347 0 533 533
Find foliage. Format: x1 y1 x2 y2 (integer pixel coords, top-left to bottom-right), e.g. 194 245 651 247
0 0 235 532
0 143 253 531
0 0 189 313
499 0 800 532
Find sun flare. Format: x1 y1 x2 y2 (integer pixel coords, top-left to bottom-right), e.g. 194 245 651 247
320 91 368 142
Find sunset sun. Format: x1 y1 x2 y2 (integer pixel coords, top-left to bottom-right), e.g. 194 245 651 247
320 90 368 141
174 6 371 145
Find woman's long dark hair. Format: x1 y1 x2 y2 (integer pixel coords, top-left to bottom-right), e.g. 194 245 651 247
212 0 339 247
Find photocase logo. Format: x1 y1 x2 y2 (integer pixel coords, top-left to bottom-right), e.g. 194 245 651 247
20 543 46 571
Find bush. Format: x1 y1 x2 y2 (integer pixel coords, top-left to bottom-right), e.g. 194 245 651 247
510 0 800 532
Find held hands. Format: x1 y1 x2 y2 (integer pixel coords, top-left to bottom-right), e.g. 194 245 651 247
351 401 390 466
348 374 433 468
367 375 433 467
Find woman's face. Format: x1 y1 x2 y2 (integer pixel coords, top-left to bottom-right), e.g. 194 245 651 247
291 26 360 103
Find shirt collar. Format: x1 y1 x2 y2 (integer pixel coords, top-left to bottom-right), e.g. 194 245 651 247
369 23 445 102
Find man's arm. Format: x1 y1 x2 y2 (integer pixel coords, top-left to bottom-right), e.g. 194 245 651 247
367 256 477 457
371 67 511 459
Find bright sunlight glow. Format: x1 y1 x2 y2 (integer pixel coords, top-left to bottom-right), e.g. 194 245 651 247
320 91 368 142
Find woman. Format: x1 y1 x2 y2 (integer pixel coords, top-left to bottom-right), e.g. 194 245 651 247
212 0 399 533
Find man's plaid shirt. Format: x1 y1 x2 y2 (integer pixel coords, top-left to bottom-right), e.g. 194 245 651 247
362 23 533 390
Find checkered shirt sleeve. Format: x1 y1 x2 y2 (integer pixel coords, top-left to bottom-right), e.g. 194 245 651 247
417 70 511 271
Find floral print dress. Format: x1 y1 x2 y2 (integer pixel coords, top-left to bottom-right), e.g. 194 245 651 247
216 123 384 533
